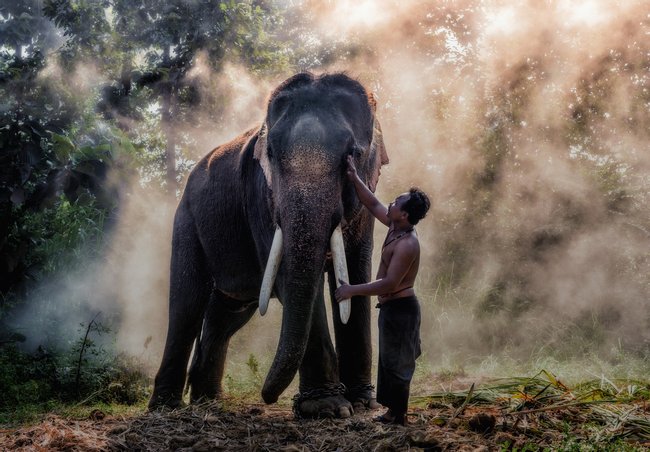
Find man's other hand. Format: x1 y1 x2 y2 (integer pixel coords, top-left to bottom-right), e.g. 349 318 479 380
335 282 354 302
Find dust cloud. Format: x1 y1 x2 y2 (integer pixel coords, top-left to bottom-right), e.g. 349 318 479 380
315 0 650 377
13 0 649 385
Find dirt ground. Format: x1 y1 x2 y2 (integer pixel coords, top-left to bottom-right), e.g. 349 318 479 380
3 399 650 451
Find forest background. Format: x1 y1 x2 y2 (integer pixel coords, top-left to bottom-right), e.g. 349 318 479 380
1 0 648 424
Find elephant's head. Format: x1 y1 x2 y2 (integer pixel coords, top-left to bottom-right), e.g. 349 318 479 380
250 73 388 403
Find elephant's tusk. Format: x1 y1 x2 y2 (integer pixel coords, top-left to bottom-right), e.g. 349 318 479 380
259 226 283 316
330 225 351 324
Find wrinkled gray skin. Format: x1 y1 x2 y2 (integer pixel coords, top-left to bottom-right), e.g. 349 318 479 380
149 73 388 418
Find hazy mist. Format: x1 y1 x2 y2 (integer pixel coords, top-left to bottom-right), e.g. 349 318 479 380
13 0 650 386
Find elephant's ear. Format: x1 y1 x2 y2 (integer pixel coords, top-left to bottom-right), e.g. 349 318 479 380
367 92 389 165
368 91 378 114
251 123 272 188
373 118 389 166
368 115 389 193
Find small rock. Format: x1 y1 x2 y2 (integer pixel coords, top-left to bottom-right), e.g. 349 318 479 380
13 438 33 447
468 413 496 434
249 406 264 415
447 418 462 429
89 409 105 421
409 431 441 450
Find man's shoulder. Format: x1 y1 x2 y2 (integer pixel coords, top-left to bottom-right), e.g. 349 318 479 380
396 233 420 252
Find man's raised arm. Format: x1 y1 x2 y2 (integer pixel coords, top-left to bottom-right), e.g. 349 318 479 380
345 155 390 226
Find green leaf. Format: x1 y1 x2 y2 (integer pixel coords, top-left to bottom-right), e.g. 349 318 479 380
77 143 110 161
51 133 76 163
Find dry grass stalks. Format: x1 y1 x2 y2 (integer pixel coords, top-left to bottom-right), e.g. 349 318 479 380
2 372 649 451
2 414 120 451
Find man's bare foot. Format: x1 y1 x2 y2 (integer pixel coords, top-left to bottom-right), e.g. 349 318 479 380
373 409 406 425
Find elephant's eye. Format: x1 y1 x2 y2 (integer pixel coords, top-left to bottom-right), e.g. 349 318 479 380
350 144 363 158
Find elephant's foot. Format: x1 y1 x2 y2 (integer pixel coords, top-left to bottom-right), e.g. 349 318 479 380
148 392 184 411
345 383 381 411
292 383 353 419
189 383 223 404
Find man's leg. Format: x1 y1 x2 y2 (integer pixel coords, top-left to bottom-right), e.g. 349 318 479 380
375 299 421 425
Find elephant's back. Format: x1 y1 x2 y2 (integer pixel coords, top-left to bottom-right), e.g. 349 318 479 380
181 128 263 296
205 127 256 172
184 128 256 202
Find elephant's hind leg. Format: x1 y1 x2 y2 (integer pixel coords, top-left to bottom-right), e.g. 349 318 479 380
149 212 212 410
188 291 257 402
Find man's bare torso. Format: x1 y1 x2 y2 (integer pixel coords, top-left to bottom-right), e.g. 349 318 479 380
376 228 420 303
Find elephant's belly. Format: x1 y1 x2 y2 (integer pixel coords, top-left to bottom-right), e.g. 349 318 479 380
210 254 262 302
200 225 262 300
215 286 260 302
214 288 260 313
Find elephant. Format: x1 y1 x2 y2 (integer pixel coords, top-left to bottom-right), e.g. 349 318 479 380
149 72 389 418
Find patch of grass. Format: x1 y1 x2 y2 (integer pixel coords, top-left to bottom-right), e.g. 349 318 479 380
554 435 647 452
56 400 148 420
224 353 265 399
498 437 647 452
419 370 650 448
3 399 149 426
0 321 151 426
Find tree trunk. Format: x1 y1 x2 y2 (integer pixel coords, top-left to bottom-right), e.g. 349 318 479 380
161 45 177 193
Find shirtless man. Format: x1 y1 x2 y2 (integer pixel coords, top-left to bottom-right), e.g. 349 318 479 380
335 155 430 426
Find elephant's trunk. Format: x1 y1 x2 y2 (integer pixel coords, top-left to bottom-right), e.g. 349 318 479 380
261 217 330 403
260 145 342 402
261 278 318 402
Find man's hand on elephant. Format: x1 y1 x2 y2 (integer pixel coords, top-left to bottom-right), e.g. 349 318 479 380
335 282 355 302
345 155 358 181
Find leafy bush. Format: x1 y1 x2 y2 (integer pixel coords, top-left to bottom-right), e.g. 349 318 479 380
10 196 106 277
0 321 150 424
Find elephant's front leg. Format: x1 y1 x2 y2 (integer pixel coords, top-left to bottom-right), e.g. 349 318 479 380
328 240 378 410
188 290 257 402
295 278 353 419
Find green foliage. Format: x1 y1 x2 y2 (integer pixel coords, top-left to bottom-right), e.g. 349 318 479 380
246 352 260 376
1 0 297 305
0 345 57 408
11 196 105 276
0 41 141 301
0 321 150 424
0 1 59 57
43 0 115 70
224 353 263 397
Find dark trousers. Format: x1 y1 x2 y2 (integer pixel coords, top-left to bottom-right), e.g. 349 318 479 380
376 296 421 416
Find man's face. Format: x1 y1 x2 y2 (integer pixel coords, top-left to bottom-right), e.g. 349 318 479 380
387 193 410 221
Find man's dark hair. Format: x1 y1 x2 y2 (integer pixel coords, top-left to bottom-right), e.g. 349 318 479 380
402 187 430 225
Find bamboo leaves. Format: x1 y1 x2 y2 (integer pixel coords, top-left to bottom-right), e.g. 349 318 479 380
420 370 650 443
